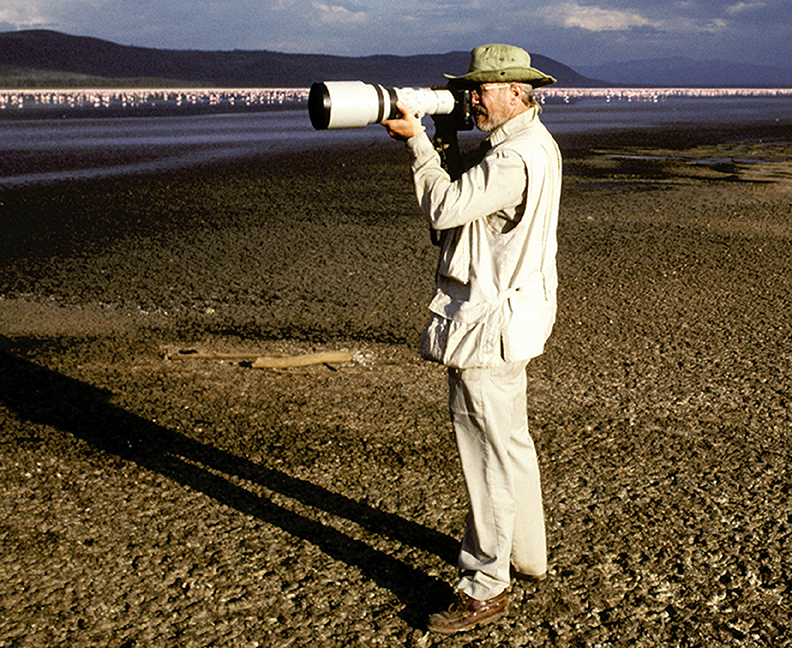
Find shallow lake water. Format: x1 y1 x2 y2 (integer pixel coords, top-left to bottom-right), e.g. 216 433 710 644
1 94 790 188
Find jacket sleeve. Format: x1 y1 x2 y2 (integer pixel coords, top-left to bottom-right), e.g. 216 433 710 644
406 130 528 231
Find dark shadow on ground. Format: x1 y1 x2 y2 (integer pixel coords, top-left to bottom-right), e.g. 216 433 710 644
0 340 457 627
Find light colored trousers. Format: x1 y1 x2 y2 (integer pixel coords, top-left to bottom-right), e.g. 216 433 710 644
447 360 547 601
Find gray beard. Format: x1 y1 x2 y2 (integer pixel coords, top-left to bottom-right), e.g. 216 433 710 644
476 115 505 132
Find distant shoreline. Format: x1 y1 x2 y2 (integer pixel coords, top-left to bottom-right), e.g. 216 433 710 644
2 86 791 119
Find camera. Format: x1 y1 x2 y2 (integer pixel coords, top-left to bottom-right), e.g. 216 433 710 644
308 81 474 130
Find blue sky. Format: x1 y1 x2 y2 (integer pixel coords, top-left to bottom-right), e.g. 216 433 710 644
1 0 789 69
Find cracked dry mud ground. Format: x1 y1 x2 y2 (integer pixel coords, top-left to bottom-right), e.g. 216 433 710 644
1 122 792 647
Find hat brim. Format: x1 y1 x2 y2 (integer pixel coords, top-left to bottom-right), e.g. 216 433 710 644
444 67 556 88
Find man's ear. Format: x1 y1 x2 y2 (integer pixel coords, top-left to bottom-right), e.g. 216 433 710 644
508 83 523 104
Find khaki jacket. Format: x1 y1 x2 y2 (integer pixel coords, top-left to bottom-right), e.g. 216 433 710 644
406 107 562 368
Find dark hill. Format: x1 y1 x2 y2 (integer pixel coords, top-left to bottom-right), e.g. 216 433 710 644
577 56 792 88
0 29 601 88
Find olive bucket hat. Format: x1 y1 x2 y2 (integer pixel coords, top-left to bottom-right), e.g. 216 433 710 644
444 43 556 88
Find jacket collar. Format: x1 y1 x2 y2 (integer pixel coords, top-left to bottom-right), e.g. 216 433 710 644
486 105 540 147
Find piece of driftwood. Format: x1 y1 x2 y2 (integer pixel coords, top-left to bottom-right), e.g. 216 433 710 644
252 351 354 369
170 350 287 360
165 348 355 369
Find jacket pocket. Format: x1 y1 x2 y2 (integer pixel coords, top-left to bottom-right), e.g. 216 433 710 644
420 308 499 369
501 281 556 361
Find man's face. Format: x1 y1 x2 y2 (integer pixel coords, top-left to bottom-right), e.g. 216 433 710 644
471 83 513 132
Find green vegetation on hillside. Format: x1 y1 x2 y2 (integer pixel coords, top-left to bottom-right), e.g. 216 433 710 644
0 66 200 89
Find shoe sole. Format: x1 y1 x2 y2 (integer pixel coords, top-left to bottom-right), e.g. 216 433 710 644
511 568 547 583
428 607 509 636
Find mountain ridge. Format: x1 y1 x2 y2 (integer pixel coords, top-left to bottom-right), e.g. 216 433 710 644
0 30 600 89
576 56 792 88
3 30 790 90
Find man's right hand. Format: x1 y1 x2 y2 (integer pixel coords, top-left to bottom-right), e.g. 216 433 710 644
382 101 423 141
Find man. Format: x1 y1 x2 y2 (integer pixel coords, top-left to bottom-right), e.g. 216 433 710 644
382 44 562 635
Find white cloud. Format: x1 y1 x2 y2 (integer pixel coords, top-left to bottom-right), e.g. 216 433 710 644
0 1 110 30
538 2 661 32
537 2 735 35
311 2 367 24
0 1 50 27
725 1 766 15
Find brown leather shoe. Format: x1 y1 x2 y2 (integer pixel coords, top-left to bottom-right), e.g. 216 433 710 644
510 565 547 582
427 590 509 635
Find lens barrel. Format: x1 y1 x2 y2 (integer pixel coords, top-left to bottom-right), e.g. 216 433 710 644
308 83 332 130
309 81 396 130
308 80 470 130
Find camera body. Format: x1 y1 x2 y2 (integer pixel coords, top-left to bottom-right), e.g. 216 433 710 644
309 81 474 131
